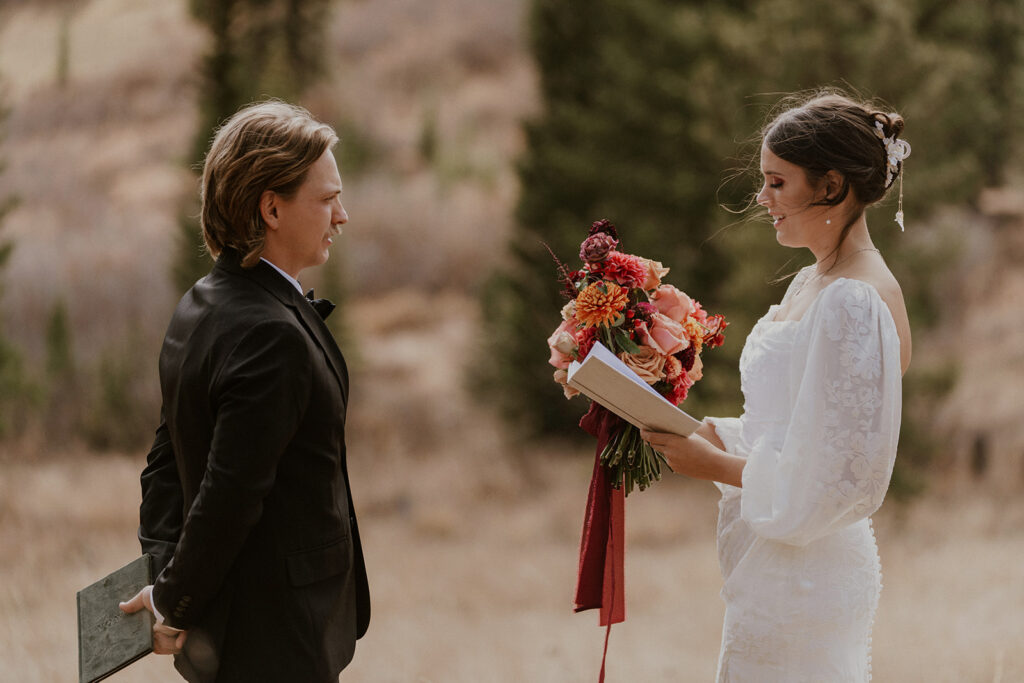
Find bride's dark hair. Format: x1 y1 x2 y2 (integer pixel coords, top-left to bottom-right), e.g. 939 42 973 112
764 91 905 206
761 89 906 252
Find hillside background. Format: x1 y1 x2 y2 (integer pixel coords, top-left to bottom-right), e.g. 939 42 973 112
1 0 1022 681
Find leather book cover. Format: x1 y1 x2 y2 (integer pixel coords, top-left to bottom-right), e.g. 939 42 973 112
77 554 153 683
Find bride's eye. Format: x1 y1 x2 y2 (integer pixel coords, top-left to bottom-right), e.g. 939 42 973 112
769 179 783 189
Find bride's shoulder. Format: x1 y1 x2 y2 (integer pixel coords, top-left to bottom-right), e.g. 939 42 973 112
835 264 905 316
830 267 912 372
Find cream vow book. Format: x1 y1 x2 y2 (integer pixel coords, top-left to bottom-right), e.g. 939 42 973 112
567 341 701 436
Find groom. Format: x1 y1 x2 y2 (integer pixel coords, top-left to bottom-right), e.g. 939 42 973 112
120 101 370 682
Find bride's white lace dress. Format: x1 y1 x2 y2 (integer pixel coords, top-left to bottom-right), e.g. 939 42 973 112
706 269 902 683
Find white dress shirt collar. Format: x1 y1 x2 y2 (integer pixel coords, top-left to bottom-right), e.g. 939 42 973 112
260 258 304 295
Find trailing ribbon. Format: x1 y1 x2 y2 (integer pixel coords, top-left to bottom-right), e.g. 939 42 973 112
574 403 626 682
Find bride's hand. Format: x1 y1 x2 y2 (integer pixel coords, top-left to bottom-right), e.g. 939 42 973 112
640 428 745 487
641 429 715 478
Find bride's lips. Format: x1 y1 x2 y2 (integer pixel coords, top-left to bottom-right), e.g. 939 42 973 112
770 214 786 227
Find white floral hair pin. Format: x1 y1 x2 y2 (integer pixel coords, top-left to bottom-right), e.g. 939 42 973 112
875 121 911 231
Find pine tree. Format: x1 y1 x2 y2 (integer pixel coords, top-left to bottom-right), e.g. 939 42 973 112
484 0 1024 440
0 81 27 437
483 0 757 436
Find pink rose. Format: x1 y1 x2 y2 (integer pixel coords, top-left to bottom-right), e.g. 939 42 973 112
652 285 694 323
632 321 657 351
553 368 581 399
648 312 688 355
640 259 670 291
547 318 578 369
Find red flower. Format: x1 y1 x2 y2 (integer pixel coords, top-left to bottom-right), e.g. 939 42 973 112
601 252 646 288
664 372 695 406
702 315 728 348
576 326 598 359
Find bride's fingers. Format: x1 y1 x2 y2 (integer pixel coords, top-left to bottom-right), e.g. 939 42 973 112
640 429 674 449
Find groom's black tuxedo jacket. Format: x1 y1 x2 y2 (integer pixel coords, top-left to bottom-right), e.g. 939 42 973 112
138 249 370 682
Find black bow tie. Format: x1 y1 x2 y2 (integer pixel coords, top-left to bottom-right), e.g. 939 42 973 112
305 290 336 320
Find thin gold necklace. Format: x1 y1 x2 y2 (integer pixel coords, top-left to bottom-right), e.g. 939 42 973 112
792 247 880 300
817 246 880 274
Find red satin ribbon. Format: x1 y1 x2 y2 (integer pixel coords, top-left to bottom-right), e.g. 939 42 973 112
574 404 626 682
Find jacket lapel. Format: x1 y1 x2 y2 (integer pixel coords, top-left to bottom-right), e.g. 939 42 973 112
215 251 350 405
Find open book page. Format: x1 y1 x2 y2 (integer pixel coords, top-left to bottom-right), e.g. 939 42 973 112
567 342 701 436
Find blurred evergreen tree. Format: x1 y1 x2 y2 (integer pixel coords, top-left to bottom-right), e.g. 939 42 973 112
482 0 781 436
0 80 29 438
484 0 1024 447
175 0 338 293
45 298 80 438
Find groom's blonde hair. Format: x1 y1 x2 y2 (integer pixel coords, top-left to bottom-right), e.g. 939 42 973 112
200 100 338 267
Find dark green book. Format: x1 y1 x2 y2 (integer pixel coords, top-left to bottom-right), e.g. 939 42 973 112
77 555 154 683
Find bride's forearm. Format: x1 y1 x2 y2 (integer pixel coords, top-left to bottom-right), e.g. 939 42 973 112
707 451 745 488
643 428 745 487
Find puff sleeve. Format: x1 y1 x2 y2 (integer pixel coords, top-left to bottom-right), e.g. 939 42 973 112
740 279 902 546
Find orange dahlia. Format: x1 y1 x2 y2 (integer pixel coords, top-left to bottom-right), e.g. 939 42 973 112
575 281 629 328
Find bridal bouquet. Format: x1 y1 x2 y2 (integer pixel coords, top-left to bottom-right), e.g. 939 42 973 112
547 219 727 495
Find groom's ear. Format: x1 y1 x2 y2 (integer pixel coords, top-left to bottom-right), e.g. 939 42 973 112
259 190 280 230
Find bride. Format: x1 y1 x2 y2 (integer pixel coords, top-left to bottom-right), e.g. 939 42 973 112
641 91 912 682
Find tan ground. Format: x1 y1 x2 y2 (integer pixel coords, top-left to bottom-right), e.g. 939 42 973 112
2 448 1022 683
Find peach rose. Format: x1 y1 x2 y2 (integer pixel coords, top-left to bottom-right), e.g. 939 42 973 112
652 285 694 323
687 353 703 382
664 354 683 380
553 368 581 399
640 258 670 291
618 346 666 384
649 312 689 355
547 319 578 369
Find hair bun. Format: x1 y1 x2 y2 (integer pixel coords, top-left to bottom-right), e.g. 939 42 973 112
872 110 905 139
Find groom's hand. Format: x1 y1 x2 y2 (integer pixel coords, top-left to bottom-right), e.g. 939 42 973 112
120 585 188 655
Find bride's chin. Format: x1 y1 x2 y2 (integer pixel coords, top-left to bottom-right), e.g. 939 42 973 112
774 232 799 248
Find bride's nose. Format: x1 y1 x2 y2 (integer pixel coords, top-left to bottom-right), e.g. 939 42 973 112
756 183 770 207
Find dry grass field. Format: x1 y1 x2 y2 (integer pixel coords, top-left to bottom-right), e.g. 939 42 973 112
3 439 1024 682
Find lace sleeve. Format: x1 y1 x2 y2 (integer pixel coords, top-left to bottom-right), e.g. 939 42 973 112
740 279 903 546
